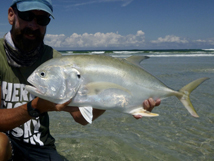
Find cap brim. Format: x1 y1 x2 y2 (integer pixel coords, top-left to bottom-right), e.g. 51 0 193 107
16 1 54 19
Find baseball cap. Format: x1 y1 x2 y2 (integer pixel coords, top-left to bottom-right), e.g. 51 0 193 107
11 0 54 18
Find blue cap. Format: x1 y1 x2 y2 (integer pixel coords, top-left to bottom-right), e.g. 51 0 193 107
11 0 54 18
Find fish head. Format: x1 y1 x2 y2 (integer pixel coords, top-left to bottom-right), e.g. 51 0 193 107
26 64 82 104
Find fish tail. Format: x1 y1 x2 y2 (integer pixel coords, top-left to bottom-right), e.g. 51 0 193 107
176 77 209 117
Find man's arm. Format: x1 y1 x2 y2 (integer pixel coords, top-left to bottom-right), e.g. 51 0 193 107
0 86 32 131
0 87 72 131
63 107 105 125
0 84 102 130
0 85 161 130
63 98 161 125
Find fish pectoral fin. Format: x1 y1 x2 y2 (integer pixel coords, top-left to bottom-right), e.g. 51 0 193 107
129 108 159 117
79 106 93 124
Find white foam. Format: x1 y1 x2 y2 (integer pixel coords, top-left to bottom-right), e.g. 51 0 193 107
203 49 214 51
113 51 141 54
148 54 214 57
90 51 105 54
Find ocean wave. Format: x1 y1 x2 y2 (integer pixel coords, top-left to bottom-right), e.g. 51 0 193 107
90 51 105 54
113 51 142 54
148 54 214 57
202 49 214 51
59 50 214 57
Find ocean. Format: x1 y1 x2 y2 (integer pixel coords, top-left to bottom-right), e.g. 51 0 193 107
49 49 214 161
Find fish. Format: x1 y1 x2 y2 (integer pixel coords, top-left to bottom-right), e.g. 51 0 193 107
25 55 209 123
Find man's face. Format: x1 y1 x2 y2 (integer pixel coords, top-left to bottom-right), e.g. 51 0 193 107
10 9 48 53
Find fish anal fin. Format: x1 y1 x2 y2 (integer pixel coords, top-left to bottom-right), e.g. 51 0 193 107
129 108 159 117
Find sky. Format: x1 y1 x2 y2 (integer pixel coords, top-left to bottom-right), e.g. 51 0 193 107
0 0 214 50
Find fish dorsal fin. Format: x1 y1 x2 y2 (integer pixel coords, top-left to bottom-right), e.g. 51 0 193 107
125 56 149 66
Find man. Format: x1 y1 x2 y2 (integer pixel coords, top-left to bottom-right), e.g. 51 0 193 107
0 0 161 160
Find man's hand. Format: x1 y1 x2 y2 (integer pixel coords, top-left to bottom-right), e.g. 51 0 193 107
31 97 72 113
133 98 161 119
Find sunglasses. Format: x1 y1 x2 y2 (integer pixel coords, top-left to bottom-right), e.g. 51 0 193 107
17 10 51 26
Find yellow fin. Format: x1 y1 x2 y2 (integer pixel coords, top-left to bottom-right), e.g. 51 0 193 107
130 108 159 117
177 77 209 117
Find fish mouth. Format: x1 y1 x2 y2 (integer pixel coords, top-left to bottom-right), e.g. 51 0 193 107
26 85 51 105
25 85 40 96
25 85 36 92
26 77 47 97
25 85 46 95
26 74 47 95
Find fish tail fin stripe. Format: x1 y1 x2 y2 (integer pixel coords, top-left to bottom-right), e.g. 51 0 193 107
129 108 159 117
177 77 210 117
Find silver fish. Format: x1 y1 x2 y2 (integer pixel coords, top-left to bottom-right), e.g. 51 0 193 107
26 55 209 123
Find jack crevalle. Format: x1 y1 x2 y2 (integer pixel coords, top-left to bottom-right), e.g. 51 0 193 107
26 55 209 123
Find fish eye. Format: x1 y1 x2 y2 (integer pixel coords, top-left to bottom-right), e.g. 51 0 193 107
40 72 45 77
77 74 81 79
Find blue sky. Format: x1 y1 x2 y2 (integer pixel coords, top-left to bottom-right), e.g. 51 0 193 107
1 0 214 50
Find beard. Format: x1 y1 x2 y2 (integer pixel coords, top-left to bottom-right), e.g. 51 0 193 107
11 23 45 53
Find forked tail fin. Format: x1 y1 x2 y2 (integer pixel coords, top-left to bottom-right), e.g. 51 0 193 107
177 77 209 117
